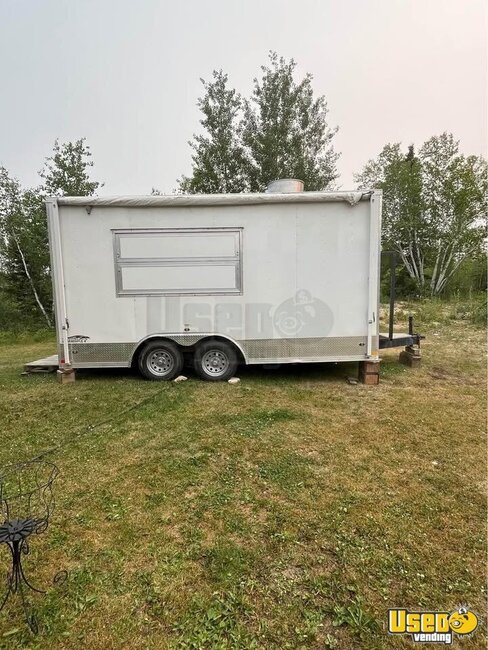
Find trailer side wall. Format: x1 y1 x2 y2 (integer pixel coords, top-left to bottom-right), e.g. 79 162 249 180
49 196 380 367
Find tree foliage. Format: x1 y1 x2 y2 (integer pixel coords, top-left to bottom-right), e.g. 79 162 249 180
40 138 102 197
242 53 339 191
0 139 102 328
179 53 339 193
179 71 248 194
355 133 487 296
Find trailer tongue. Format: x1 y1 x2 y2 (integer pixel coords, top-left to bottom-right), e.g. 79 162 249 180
379 251 424 365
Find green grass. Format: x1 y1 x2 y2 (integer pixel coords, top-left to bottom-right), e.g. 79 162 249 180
391 292 487 329
0 303 486 648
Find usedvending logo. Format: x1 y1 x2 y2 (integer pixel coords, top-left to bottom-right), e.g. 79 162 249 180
273 290 333 337
388 607 479 644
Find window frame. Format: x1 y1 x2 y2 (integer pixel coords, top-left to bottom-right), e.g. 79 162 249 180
112 227 243 297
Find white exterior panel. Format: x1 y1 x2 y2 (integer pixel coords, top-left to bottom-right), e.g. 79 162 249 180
47 191 381 369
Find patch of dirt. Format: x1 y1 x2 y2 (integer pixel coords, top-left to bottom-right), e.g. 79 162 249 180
429 366 451 380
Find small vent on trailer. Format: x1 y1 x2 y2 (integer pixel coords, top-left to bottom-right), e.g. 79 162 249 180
266 179 304 193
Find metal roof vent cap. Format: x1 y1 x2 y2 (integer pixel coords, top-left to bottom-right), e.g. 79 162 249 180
266 179 304 193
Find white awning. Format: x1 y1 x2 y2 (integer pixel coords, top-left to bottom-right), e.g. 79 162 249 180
55 190 374 209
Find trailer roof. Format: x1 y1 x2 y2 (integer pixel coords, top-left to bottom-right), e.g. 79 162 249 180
55 190 376 209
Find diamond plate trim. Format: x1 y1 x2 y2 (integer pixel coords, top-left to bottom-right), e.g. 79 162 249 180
166 334 207 346
69 335 372 367
241 336 368 360
70 342 134 364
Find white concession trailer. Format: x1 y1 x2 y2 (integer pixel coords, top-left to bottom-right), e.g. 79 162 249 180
46 182 382 381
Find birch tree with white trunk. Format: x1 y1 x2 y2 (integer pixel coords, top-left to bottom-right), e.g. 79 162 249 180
355 133 487 296
0 139 102 328
0 168 53 326
419 134 487 295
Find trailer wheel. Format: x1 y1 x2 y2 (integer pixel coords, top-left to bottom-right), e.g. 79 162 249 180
193 340 238 381
138 340 183 381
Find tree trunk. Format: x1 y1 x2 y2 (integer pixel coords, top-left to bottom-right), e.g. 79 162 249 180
431 251 472 296
11 231 52 327
396 237 425 294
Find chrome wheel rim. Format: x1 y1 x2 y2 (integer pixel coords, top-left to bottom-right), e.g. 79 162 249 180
202 349 229 377
147 350 174 376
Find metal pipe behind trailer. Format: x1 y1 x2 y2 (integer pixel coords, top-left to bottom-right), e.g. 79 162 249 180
378 250 424 350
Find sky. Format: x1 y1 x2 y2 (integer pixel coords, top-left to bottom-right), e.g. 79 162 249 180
0 0 486 194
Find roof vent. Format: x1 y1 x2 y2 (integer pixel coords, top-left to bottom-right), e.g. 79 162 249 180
266 179 304 193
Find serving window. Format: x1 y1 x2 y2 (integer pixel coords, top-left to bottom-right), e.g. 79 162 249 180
113 228 242 296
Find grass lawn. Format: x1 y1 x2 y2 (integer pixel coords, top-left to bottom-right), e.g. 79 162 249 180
0 304 486 648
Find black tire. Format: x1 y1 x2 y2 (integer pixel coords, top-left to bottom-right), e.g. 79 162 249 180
138 340 184 381
193 340 238 382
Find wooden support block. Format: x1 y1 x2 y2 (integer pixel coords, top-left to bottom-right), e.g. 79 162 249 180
405 344 421 357
56 368 76 384
358 360 380 385
399 349 422 368
361 372 380 385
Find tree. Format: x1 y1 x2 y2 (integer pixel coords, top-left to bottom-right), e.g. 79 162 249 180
0 169 52 326
179 71 248 193
40 138 102 196
242 52 339 191
419 134 487 295
355 133 487 296
0 139 102 328
179 53 339 193
357 143 427 290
